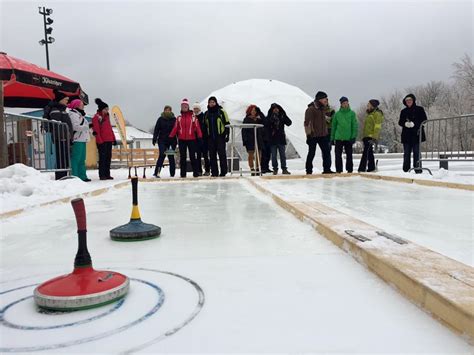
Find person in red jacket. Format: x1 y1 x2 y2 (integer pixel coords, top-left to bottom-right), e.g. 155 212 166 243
169 98 202 178
92 98 116 180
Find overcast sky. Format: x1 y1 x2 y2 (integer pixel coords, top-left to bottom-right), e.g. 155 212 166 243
1 0 472 130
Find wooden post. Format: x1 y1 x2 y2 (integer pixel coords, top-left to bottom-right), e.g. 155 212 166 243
0 81 7 168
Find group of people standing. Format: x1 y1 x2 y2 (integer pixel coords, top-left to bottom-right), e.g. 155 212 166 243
43 91 115 181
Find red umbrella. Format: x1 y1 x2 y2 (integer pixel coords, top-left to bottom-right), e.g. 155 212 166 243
0 52 88 108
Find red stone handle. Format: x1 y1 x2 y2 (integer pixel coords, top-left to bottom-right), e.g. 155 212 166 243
71 198 87 231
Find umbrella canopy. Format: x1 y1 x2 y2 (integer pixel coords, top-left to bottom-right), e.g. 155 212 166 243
0 52 88 108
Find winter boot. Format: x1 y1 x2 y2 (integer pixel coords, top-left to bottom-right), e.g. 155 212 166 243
273 169 278 175
282 169 291 175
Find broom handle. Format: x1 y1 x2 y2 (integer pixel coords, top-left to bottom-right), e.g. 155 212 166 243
71 198 86 231
131 177 138 206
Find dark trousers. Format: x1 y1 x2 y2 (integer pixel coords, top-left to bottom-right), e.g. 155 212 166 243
179 140 198 177
196 139 210 174
271 144 287 170
208 136 227 177
403 142 420 172
327 129 332 168
305 136 331 174
155 141 176 177
54 140 70 180
98 142 113 178
358 137 376 172
335 140 354 173
261 141 272 172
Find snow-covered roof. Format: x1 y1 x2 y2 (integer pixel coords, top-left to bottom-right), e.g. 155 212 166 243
200 79 313 158
112 125 153 143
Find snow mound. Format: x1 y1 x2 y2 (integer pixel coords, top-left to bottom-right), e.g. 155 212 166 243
200 79 313 158
0 164 87 214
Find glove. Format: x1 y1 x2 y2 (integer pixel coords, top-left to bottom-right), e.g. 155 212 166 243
113 140 117 146
89 123 94 128
225 135 230 143
350 139 356 145
92 131 97 136
152 140 156 146
405 121 415 128
325 116 332 123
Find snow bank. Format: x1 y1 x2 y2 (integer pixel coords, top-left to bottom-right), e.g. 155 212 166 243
200 79 313 158
0 164 89 214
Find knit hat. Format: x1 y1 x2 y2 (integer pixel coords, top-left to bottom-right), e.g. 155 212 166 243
181 98 190 106
95 98 109 111
208 96 218 105
67 99 83 110
54 89 68 102
315 91 328 101
339 96 349 103
193 102 201 110
369 99 380 108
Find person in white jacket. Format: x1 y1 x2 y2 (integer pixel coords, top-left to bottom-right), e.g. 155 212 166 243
68 99 91 181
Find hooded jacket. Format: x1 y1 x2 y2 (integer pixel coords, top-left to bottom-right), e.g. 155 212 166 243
265 103 292 145
92 111 115 144
169 110 202 141
331 107 358 141
68 108 90 143
398 94 427 144
153 112 177 145
304 101 328 138
362 108 384 140
203 106 230 140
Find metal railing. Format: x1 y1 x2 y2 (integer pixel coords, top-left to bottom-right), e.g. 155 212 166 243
414 114 474 174
3 112 71 173
227 123 264 176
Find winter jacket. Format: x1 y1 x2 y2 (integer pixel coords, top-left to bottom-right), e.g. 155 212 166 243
195 112 208 139
265 104 292 145
242 113 265 151
304 101 328 138
44 101 73 142
398 94 427 144
69 108 90 143
203 106 230 140
169 110 202 141
92 111 115 144
362 109 384 140
331 107 358 141
153 112 177 145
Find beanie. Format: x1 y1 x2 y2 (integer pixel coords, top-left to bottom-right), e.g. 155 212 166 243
95 98 109 111
54 89 67 102
339 96 349 103
181 98 190 106
208 96 218 104
67 99 82 110
193 102 201 110
315 91 328 101
369 99 380 108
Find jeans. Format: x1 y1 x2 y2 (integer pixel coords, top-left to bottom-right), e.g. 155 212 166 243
335 140 354 173
358 137 375 172
155 141 176 177
403 142 420 172
271 144 287 170
305 136 331 173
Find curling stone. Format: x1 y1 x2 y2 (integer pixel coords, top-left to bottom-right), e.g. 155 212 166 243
34 198 129 311
109 177 161 241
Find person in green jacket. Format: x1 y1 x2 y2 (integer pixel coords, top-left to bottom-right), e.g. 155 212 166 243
358 99 384 172
331 97 358 173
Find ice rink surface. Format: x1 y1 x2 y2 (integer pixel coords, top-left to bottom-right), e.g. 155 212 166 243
1 180 472 353
259 176 474 267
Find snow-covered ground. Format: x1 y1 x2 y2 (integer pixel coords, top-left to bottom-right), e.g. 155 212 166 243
1 180 472 353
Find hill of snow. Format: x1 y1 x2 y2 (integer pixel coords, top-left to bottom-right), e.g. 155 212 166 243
200 79 313 158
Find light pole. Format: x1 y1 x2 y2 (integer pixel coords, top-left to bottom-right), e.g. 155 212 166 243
38 7 54 70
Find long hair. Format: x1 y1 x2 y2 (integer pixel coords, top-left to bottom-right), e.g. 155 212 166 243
246 104 258 117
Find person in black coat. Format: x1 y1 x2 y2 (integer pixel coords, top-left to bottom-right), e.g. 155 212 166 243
193 103 210 176
266 103 292 175
43 90 73 180
242 105 265 175
152 105 177 177
398 94 427 173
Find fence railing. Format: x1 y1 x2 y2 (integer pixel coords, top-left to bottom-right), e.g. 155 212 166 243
415 114 474 174
3 112 71 173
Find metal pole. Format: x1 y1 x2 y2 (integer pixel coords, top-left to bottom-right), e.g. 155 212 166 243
41 7 50 70
0 81 7 168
